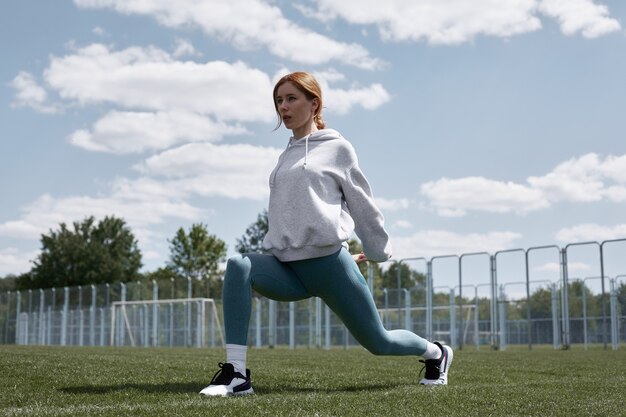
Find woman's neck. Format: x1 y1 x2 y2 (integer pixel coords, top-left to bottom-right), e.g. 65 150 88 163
292 122 319 140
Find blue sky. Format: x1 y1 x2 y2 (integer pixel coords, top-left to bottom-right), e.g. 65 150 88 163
2 0 626 292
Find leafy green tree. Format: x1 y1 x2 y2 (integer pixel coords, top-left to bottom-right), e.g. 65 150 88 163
381 262 425 290
0 275 18 292
235 209 268 254
167 223 226 297
19 216 142 289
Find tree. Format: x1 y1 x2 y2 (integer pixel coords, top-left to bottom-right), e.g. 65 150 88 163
0 275 18 292
235 209 268 254
167 223 227 292
381 262 425 290
20 216 142 289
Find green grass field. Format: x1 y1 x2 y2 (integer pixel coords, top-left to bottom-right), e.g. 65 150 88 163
1 345 625 417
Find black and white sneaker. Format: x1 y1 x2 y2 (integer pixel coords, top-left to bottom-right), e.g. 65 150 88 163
419 342 453 385
199 362 254 396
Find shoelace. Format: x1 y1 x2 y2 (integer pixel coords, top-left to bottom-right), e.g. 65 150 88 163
209 362 235 385
419 357 442 380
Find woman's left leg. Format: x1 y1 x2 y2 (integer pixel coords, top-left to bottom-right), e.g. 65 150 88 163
290 248 429 356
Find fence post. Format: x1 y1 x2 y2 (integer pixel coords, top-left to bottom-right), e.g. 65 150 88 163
15 291 22 345
196 300 203 348
268 299 275 348
450 288 456 348
499 285 506 350
581 279 588 350
559 249 571 348
90 285 96 346
396 262 402 328
551 283 559 350
100 307 106 346
599 239 626 350
186 277 192 347
610 279 618 350
524 250 532 350
404 289 411 331
474 286 479 350
383 289 390 329
489 255 498 348
61 287 68 346
152 280 158 347
119 283 126 346
38 289 45 345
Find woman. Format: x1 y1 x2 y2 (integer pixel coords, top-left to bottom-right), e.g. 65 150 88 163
200 72 453 396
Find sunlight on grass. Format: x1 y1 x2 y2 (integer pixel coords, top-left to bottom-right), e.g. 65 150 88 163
1 345 625 416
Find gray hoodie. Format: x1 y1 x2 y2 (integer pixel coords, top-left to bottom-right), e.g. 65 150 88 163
262 128 392 262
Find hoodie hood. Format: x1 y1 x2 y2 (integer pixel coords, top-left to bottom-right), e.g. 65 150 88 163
288 129 343 168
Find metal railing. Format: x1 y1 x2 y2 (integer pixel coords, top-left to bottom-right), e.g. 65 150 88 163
1 238 625 350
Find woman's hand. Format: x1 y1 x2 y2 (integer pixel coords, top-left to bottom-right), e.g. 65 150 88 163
352 252 368 264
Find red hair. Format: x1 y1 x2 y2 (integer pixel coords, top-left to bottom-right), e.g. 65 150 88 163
273 72 325 130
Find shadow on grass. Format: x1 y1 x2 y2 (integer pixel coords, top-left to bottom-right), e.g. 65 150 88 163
59 382 203 395
59 381 406 395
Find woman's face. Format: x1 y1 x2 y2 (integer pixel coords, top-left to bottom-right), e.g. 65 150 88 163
275 81 317 137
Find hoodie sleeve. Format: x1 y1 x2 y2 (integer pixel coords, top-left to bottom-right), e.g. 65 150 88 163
340 159 393 262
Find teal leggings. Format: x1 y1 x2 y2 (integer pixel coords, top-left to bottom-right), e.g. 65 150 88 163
223 248 428 356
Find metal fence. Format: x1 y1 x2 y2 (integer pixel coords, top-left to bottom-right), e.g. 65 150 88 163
1 238 625 350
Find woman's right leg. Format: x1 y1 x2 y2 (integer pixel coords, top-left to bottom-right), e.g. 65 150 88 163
201 253 311 396
222 253 310 345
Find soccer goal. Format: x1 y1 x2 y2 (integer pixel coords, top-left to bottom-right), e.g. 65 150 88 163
110 298 224 348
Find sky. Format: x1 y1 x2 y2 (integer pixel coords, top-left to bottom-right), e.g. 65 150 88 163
2 0 626 294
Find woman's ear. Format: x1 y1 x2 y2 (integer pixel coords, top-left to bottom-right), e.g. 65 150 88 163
311 98 319 114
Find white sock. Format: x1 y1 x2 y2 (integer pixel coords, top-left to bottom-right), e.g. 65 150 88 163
226 344 247 376
422 342 442 360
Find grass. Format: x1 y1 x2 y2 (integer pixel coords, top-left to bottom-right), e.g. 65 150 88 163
0 345 625 417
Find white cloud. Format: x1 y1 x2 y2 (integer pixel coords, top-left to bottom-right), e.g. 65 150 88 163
136 142 282 200
392 220 413 229
0 248 37 276
305 0 619 44
528 153 626 203
421 176 548 217
69 110 248 154
92 26 107 36
391 230 522 260
325 83 391 115
10 71 60 114
44 44 274 122
528 153 605 202
555 223 626 243
0 193 203 241
73 0 384 70
39 45 389 130
172 38 197 58
538 0 621 38
306 0 542 44
376 197 411 211
422 153 626 217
